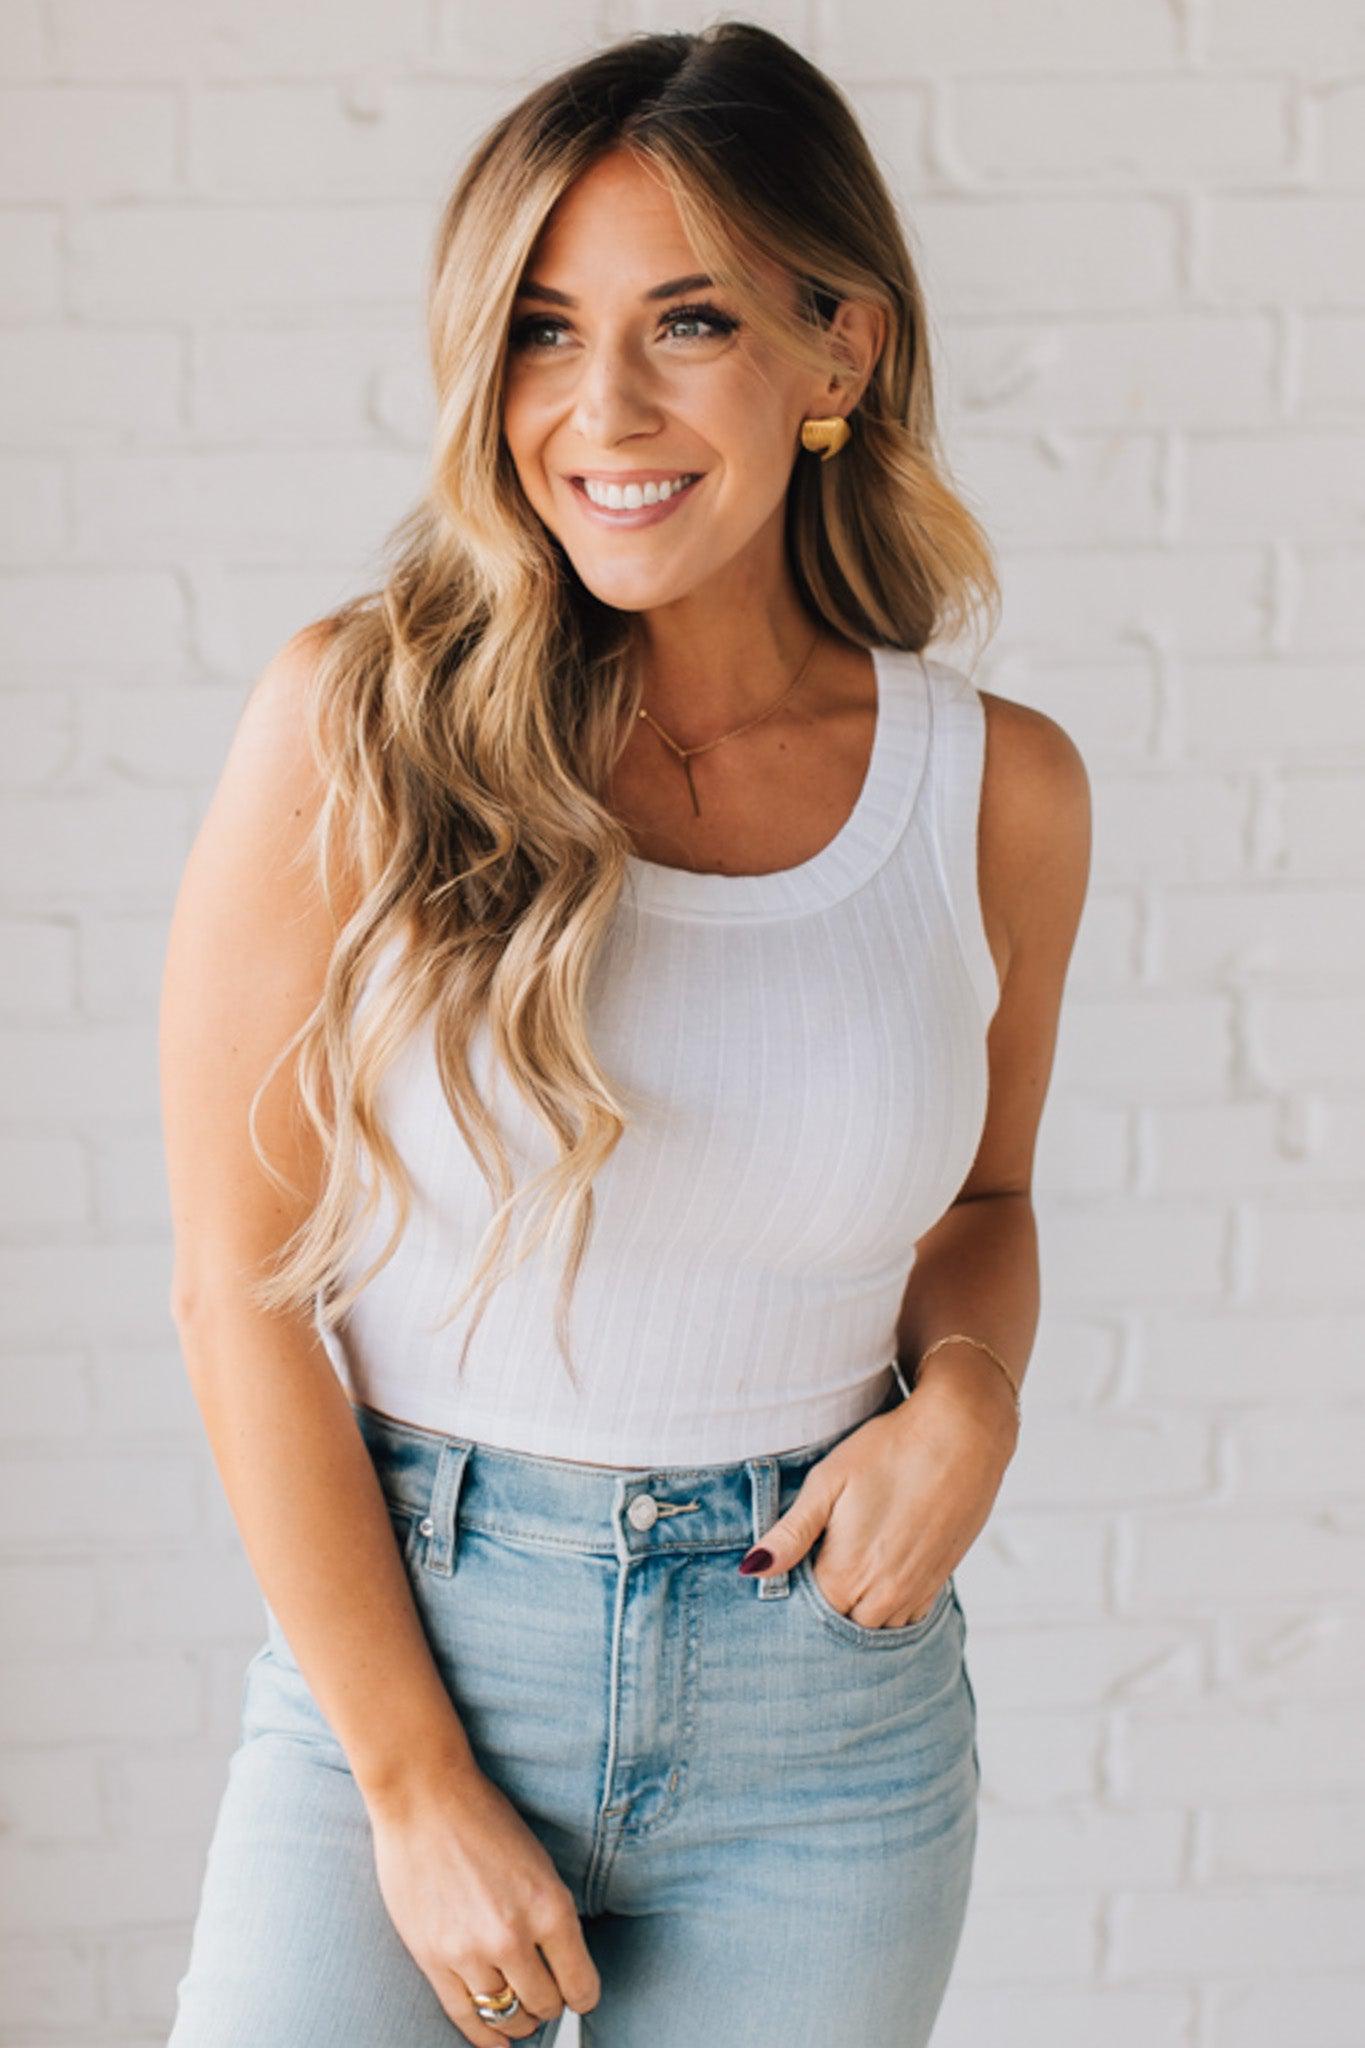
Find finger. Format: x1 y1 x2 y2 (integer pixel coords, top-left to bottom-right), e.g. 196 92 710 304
886 1582 944 1628
496 1940 572 2027
440 1969 543 2045
538 1915 602 2018
844 1593 893 1628
738 1471 834 1576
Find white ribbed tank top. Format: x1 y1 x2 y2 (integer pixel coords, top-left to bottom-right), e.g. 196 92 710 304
316 647 1001 1464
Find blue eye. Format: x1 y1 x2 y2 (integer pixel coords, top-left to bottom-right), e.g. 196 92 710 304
507 316 569 353
508 302 741 353
661 303 741 343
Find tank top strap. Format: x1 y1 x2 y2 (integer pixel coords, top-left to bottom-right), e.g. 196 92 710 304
920 658 1002 1024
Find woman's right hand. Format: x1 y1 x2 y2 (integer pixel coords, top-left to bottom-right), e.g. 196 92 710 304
368 1763 602 2044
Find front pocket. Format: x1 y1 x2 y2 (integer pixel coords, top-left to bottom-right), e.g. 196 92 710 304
793 1553 955 1649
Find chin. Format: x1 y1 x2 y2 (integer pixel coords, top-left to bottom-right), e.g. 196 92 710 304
574 562 707 612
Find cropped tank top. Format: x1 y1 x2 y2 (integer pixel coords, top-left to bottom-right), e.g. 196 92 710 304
315 647 1001 1465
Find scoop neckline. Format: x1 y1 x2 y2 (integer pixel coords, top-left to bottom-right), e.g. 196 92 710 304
621 642 929 922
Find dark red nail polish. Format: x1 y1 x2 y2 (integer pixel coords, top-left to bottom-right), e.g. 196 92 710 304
739 1546 773 1574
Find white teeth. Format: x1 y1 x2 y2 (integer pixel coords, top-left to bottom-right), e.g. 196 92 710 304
581 473 698 510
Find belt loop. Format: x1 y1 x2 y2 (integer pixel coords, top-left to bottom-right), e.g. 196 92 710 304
417 1440 471 1579
745 1456 791 1602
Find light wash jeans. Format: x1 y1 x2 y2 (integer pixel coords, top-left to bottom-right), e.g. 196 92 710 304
167 1378 980 2045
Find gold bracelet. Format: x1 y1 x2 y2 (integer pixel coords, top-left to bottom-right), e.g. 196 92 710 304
913 1333 1022 1420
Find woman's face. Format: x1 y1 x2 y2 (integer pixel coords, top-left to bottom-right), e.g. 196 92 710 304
501 149 843 616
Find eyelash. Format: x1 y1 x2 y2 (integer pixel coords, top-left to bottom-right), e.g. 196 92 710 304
508 301 741 353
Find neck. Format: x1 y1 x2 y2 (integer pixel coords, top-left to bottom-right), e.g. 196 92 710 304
632 609 832 742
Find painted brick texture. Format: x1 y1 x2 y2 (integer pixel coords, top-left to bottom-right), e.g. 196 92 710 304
2 4 1361 2040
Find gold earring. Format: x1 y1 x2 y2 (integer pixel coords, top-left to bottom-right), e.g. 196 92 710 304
799 415 851 461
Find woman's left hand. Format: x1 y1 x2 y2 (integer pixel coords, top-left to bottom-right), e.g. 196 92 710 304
738 1374 1019 1629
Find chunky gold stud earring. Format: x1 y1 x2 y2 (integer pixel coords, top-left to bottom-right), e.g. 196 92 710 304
799 415 852 461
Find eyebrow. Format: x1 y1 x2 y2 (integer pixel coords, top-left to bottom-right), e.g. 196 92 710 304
512 272 715 308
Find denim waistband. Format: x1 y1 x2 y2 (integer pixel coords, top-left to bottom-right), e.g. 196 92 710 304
350 1369 908 1572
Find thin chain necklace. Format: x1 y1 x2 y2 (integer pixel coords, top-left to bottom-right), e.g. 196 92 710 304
635 629 824 818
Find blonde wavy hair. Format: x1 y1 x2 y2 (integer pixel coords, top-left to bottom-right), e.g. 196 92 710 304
246 18 1002 1390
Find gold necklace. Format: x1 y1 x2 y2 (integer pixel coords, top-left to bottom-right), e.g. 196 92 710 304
635 629 824 818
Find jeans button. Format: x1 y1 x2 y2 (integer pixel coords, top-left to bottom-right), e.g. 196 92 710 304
418 1517 435 1537
626 1493 659 1531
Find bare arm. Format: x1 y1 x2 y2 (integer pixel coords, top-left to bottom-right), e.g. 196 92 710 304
159 623 477 1809
897 688 1093 1440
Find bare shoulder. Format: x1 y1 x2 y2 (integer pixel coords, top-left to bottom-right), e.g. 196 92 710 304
195 616 355 921
232 617 340 805
978 685 1092 962
160 614 353 1313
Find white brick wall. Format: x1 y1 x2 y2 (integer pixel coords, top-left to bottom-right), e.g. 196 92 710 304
2 2 1361 2041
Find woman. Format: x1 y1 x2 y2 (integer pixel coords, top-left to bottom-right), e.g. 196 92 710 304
161 21 1089 2047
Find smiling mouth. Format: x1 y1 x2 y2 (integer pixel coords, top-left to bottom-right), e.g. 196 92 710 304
567 472 706 520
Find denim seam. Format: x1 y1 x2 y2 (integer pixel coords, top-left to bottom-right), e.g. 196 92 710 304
620 1565 702 1842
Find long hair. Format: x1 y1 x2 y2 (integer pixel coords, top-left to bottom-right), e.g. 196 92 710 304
244 19 1001 1390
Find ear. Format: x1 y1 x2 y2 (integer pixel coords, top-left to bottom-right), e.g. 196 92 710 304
813 295 887 414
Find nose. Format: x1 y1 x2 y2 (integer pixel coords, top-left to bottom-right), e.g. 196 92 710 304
567 335 664 446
